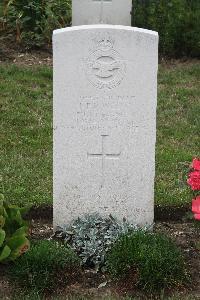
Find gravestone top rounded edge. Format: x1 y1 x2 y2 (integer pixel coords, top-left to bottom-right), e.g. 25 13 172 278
53 25 158 38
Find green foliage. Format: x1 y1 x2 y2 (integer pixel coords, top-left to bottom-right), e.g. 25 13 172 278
1 0 199 56
3 0 71 47
0 194 30 263
132 0 200 57
54 214 140 270
9 240 81 294
106 231 187 291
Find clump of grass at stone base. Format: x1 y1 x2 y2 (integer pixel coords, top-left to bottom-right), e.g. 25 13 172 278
8 240 81 294
106 231 188 292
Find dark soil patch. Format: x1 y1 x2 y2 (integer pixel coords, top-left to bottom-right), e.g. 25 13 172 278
26 204 191 222
26 205 53 221
154 205 191 221
1 219 199 299
0 34 52 66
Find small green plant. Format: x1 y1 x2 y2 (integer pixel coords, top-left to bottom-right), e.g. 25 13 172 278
0 194 30 263
106 231 187 291
9 240 81 293
54 214 140 270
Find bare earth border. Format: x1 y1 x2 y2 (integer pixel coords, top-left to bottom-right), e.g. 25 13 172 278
1 219 199 299
26 204 191 222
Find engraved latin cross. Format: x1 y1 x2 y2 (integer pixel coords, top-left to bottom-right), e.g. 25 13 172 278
87 135 120 187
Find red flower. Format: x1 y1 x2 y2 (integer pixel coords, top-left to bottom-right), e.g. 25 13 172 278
194 214 200 221
192 196 200 221
187 171 200 191
192 158 200 171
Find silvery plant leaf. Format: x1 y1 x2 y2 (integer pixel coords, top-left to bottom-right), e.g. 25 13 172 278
54 213 139 270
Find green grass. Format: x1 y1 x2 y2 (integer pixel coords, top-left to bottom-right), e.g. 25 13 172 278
0 62 199 207
8 240 80 294
156 62 200 205
0 65 52 205
106 231 186 291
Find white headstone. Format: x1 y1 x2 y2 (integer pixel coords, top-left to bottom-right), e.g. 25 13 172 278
53 25 158 228
72 0 132 26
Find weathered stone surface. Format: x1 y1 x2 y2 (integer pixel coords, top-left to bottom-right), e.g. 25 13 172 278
72 0 132 26
53 25 158 228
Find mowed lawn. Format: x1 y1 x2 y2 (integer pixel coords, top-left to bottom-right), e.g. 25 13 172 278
0 62 199 207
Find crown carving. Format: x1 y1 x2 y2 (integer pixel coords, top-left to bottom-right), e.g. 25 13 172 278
93 35 114 51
